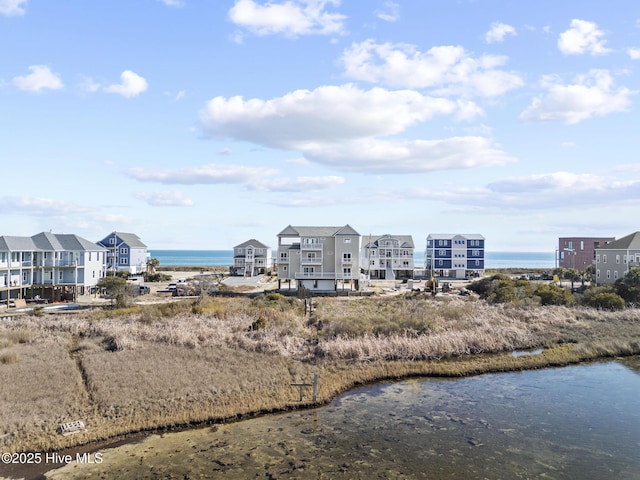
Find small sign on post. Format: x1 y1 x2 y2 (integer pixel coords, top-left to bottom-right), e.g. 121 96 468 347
290 374 319 402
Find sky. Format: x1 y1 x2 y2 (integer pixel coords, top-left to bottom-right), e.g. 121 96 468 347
2 0 640 252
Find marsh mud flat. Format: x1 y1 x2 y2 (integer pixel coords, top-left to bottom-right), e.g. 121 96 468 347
27 357 640 480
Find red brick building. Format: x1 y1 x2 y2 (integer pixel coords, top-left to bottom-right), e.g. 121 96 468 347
558 237 615 271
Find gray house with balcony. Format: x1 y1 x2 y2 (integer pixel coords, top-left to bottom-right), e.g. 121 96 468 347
277 225 361 292
231 239 272 277
361 234 414 280
594 231 640 285
1 232 107 304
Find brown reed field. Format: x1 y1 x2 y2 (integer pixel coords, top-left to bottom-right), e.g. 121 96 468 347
0 292 639 454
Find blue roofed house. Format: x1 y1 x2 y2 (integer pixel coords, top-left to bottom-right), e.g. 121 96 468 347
425 234 485 279
97 232 150 275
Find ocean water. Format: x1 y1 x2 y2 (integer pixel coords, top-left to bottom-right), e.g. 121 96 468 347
149 250 556 269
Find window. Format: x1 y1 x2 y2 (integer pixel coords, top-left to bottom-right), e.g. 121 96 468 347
596 254 600 263
475 260 480 266
283 265 287 271
472 250 479 256
120 247 128 254
303 267 314 274
437 260 443 266
580 241 584 250
344 238 351 244
343 253 352 261
614 271 619 279
438 249 446 255
120 258 128 265
343 267 351 276
607 270 611 279
603 255 607 264
616 255 620 264
109 238 115 244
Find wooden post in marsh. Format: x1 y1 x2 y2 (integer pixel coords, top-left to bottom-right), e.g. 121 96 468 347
291 373 319 402
312 373 318 402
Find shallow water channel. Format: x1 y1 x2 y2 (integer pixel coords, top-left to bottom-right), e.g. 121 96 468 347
47 358 640 479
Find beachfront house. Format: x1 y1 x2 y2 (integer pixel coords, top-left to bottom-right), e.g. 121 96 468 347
558 236 614 271
231 239 272 277
360 234 415 280
0 232 107 305
97 232 150 275
594 231 640 285
425 234 485 279
277 225 361 292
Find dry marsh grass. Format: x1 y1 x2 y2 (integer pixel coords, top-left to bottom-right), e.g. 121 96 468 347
0 292 639 453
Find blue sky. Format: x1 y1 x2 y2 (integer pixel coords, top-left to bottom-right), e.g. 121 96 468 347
2 0 639 252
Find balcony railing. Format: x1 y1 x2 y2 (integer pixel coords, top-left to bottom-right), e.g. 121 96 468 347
300 242 323 250
294 272 355 279
301 256 323 264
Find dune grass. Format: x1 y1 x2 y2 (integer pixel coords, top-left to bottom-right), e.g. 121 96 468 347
0 292 638 453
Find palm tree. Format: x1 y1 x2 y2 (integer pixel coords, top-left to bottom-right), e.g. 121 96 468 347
146 257 160 274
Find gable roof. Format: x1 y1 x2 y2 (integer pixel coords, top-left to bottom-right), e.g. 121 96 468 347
427 233 485 241
278 225 360 237
98 232 147 249
235 239 270 249
362 234 415 249
362 233 415 248
596 231 640 250
0 233 106 252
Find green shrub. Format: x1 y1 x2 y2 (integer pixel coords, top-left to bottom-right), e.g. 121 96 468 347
534 283 575 306
585 292 625 310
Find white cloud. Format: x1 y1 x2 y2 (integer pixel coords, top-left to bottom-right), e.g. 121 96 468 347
79 75 101 93
0 0 27 16
12 65 63 92
400 171 640 211
519 70 635 124
628 47 640 60
375 1 399 22
199 84 466 149
558 19 611 55
340 40 523 97
198 84 509 173
228 0 347 37
485 22 516 44
0 196 88 215
134 190 194 207
157 0 184 7
127 164 278 184
302 136 515 173
248 175 345 191
104 70 148 98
